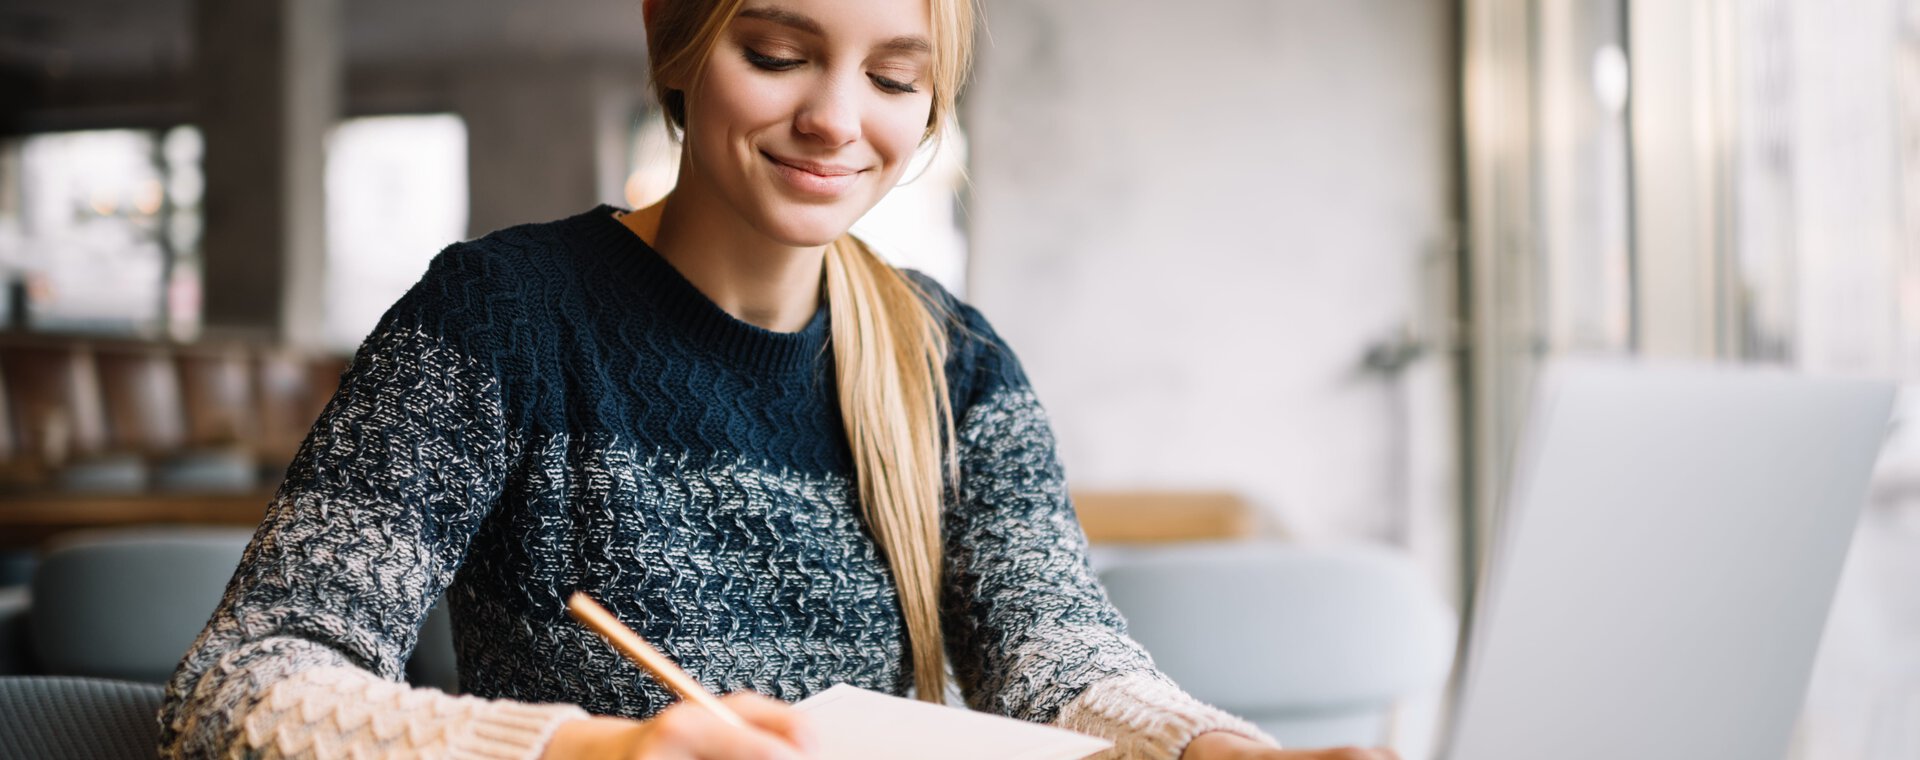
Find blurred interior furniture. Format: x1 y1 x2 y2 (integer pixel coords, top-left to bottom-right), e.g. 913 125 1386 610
2 526 460 692
409 600 459 694
1097 541 1456 749
0 334 345 484
93 345 187 458
0 676 166 760
0 342 109 476
0 585 27 675
0 334 346 547
1071 490 1260 544
0 493 269 550
29 528 250 682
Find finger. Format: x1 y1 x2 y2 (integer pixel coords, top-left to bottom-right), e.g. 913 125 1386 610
649 702 808 760
719 692 819 753
1311 748 1392 760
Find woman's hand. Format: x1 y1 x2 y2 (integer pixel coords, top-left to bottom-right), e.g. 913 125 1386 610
541 691 819 759
1181 730 1401 760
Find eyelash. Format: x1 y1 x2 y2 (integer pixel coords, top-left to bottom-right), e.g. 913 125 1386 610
741 47 920 95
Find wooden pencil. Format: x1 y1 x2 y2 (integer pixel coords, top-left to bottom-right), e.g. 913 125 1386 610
566 591 751 730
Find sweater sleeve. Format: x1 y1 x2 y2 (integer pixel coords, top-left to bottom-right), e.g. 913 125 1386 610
937 304 1280 760
157 246 586 759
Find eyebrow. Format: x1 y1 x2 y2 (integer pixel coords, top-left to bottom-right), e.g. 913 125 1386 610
737 6 823 35
736 6 932 55
877 35 932 55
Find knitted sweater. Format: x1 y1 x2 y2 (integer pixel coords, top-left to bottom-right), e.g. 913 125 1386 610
158 205 1276 759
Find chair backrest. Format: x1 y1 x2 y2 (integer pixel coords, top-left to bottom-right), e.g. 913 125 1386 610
0 344 110 469
0 676 165 760
28 525 463 691
1097 542 1456 736
29 527 250 683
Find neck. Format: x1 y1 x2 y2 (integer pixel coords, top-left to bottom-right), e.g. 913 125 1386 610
621 191 827 335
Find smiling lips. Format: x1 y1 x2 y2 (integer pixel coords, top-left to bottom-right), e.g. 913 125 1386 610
763 151 863 198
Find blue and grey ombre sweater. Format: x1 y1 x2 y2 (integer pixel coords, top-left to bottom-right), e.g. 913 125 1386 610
158 206 1273 759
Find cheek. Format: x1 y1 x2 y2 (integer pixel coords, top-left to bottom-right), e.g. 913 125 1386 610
868 101 935 169
690 67 796 152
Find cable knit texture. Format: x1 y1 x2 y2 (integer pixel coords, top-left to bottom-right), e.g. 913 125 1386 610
157 205 1277 759
241 667 585 760
1059 672 1279 760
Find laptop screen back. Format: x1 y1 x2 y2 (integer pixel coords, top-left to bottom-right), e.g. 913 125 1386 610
1447 360 1895 760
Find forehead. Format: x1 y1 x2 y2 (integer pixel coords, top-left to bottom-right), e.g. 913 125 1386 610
733 0 933 43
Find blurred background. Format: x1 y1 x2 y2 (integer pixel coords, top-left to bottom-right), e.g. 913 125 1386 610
0 0 1917 758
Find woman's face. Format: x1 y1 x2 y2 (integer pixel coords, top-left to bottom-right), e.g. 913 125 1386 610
677 0 935 248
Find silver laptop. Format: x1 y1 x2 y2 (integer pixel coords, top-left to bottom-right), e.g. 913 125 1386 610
1445 359 1896 760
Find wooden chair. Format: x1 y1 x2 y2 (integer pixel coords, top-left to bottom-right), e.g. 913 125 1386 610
92 345 186 456
173 345 255 450
0 344 110 488
252 349 344 469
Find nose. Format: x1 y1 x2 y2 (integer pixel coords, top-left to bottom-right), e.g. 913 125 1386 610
793 76 860 148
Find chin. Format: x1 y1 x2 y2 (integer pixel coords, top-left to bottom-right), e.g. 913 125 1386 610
755 203 868 248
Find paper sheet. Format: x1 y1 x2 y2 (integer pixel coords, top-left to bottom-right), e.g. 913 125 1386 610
792 684 1112 760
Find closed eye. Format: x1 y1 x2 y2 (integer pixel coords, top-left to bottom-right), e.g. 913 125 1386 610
743 47 803 71
870 74 919 94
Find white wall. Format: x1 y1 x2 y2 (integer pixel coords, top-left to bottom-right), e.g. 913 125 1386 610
966 0 1456 542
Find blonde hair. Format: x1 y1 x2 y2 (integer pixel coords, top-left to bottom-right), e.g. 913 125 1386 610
645 0 976 701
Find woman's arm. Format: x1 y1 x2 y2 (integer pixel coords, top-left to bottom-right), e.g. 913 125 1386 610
157 246 584 759
935 303 1280 760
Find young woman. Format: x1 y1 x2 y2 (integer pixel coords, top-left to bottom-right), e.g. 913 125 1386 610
159 1 1400 758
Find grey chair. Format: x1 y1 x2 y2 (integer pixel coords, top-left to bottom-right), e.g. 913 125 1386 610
1096 541 1457 749
0 676 166 760
0 585 30 675
25 526 460 690
30 528 251 683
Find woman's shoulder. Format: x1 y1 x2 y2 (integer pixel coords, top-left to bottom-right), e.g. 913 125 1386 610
371 213 595 364
893 268 978 329
896 269 997 352
399 209 615 323
895 268 1032 411
436 212 591 285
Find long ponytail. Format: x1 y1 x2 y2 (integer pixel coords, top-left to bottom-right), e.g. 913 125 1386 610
825 236 959 702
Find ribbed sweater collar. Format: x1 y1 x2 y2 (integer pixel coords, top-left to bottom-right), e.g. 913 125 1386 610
570 204 832 376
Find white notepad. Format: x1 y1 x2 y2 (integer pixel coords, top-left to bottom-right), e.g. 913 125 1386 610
792 684 1113 760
